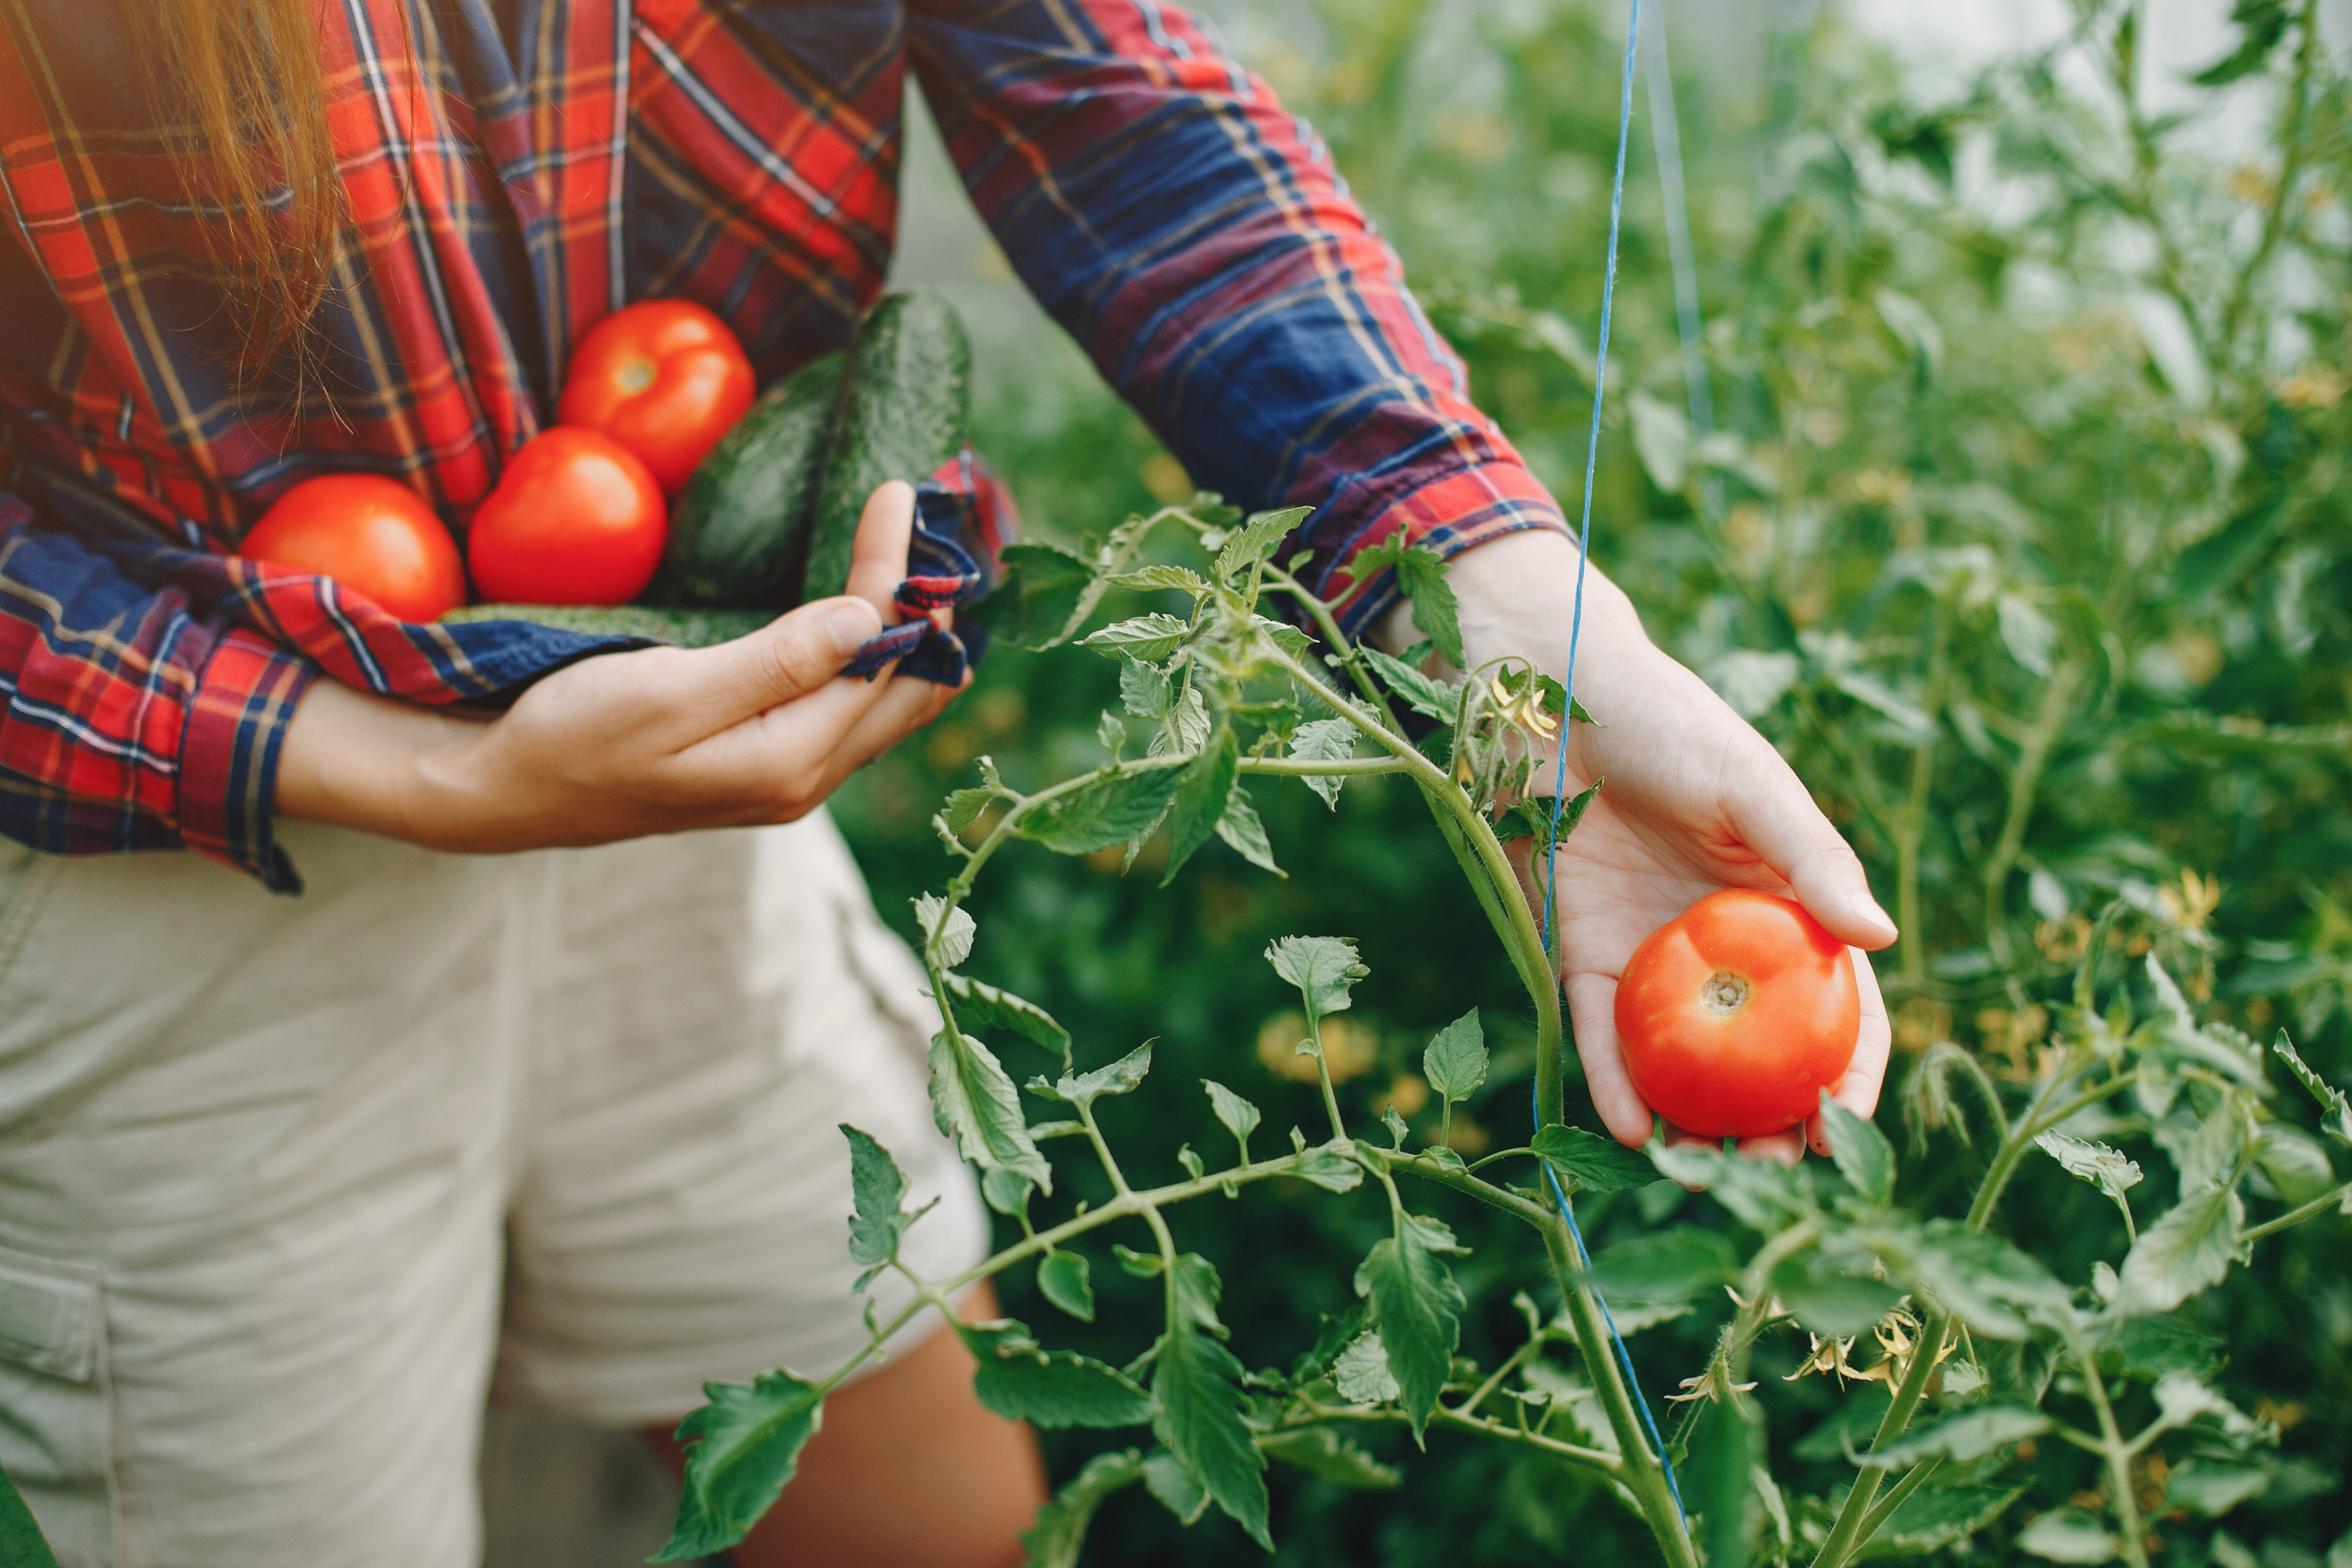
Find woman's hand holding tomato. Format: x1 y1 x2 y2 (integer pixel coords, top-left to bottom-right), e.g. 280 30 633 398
557 300 755 494
239 474 469 622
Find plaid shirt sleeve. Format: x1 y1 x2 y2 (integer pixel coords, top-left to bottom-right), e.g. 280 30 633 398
909 0 1571 636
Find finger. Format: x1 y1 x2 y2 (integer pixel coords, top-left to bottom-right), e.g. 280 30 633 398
845 480 918 622
1735 1129 1806 1166
1660 1121 1714 1193
1721 742 1898 951
1807 948 1893 1156
815 667 968 793
1564 971 1654 1148
687 597 886 727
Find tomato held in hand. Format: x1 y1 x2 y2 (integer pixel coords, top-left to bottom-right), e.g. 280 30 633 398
1614 889 1860 1139
467 428 667 606
239 474 467 622
557 300 755 494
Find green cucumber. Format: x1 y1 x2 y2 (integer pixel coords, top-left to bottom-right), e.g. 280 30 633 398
660 350 845 606
802 292 971 603
443 603 775 649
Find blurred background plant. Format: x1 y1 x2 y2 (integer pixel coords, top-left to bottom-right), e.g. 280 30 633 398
804 0 2352 1561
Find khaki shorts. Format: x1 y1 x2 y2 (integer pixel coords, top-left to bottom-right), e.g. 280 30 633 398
0 816 989 1568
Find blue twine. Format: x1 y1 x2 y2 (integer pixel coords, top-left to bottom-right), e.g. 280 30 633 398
1531 0 1687 1525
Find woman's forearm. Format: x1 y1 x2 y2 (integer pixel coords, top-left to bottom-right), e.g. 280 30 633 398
274 678 487 847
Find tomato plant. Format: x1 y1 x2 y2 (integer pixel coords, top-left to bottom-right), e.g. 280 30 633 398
467 427 666 606
557 299 755 494
1615 889 1858 1139
237 473 466 622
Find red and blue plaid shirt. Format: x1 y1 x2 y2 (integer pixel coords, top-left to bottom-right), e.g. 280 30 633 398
0 0 1568 892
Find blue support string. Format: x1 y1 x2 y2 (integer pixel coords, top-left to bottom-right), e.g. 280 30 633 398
1530 0 1688 1525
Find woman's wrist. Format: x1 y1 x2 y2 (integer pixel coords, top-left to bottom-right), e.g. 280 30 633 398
276 677 492 849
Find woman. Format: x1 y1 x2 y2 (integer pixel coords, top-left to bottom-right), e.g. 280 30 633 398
0 2 1894 1564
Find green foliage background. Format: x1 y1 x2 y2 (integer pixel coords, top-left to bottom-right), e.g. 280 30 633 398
832 3 2352 1562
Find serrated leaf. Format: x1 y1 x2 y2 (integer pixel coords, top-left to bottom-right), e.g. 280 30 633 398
2274 1032 2352 1144
1020 768 1183 855
1292 1144 1365 1192
1163 728 1237 886
1119 655 1172 719
1343 540 1464 668
1054 1042 1154 1111
2149 1370 2261 1439
2119 1183 2245 1314
1095 710 1126 758
1082 612 1193 662
1858 1483 2030 1559
1039 1251 1096 1322
1018 1449 1144 1568
1203 1080 1261 1158
841 1125 912 1272
1213 785 1283 876
1863 1218 2068 1339
960 1320 1156 1428
1288 717 1358 809
2015 1506 2120 1563
968 540 1092 652
2174 1096 2251 1193
1267 935 1370 1020
928 1029 1052 1189
1574 1227 1740 1304
1822 1092 1896 1205
941 974 1071 1068
1333 1330 1401 1404
1114 1244 1165 1278
1258 1426 1403 1489
1250 614 1313 660
1422 1009 1487 1105
2035 1130 2143 1200
1533 1125 1657 1193
1354 1213 1467 1438
654 1371 826 1559
914 892 976 969
941 788 995 834
1110 564 1210 595
1216 506 1311 579
1494 781 1601 860
1852 1405 2050 1469
2253 1122 2337 1202
1150 1255 1270 1546
982 1165 1034 1216
1360 644 1463 722
1770 1249 1906 1336
1141 1447 1210 1525
1646 1140 1815 1229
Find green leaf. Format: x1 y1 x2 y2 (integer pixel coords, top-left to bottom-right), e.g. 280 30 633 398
1359 644 1462 722
1109 564 1210 595
2253 1122 2338 1202
1381 1105 1409 1149
1162 728 1237 885
2035 1130 2144 1200
1095 710 1126 758
1050 1042 1153 1112
1770 1250 1906 1336
2274 1031 2352 1144
840 1125 913 1273
1332 1329 1401 1404
1020 768 1183 855
2166 1458 2272 1517
1821 1092 1896 1205
1532 1125 1657 1193
1258 1426 1403 1489
1355 1214 1467 1438
1645 1140 1814 1230
655 1371 826 1559
1292 1144 1365 1193
1266 935 1369 1020
1422 1009 1487 1105
1287 718 1359 809
0 1463 59 1568
1082 612 1193 662
941 788 995 835
928 1028 1052 1190
2014 1506 2120 1564
1213 785 1284 877
913 892 976 970
960 1320 1156 1428
1861 1218 2067 1339
1493 782 1600 860
981 1165 1033 1217
1574 1227 1740 1305
1018 1449 1145 1568
1215 506 1313 579
2119 1183 2245 1314
1141 1447 1210 1525
1856 1485 2030 1560
1119 655 1172 719
1250 614 1313 660
968 540 1092 652
1289 1306 1369 1387
941 974 1072 1069
1150 1255 1270 1546
1038 1251 1096 1322
1202 1080 1261 1159
2188 0 2290 85
1852 1405 2051 1469
1343 540 1464 668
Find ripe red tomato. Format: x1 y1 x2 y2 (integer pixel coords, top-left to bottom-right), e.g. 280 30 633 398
238 474 467 622
1614 889 1860 1139
467 428 667 606
557 300 755 494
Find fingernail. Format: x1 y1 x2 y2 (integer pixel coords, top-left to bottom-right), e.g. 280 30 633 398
824 601 876 653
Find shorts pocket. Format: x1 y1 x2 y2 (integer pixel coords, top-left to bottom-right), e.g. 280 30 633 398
0 1243 115 1566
